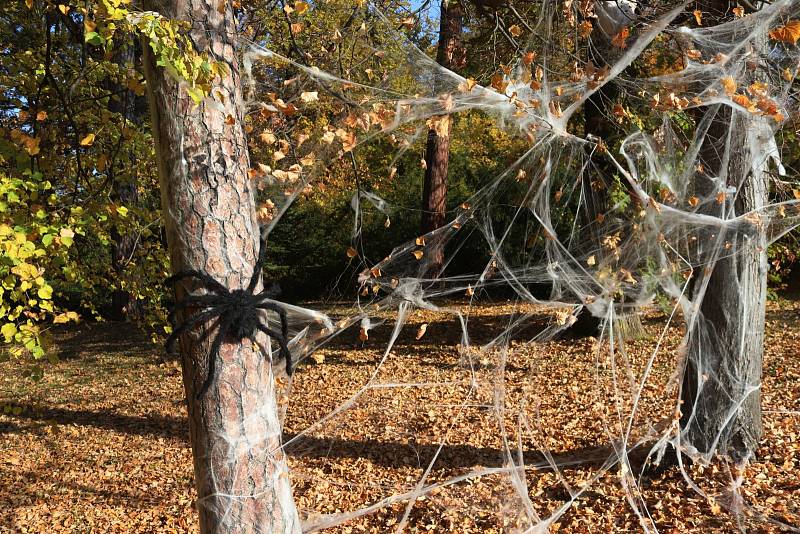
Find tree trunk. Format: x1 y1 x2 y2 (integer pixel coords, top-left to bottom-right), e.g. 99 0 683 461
141 1 301 531
680 110 767 462
108 43 144 322
420 0 464 277
678 0 767 463
561 18 620 338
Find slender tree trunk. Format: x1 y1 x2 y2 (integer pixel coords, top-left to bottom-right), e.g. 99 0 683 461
141 1 301 531
678 0 767 463
108 43 144 321
561 16 620 338
420 0 464 277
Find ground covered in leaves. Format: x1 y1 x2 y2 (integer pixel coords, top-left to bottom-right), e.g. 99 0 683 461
1 298 799 533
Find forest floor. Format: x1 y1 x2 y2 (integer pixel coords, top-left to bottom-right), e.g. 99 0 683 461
1 297 799 533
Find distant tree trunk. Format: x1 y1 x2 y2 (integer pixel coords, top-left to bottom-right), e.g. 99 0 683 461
141 0 301 532
562 14 620 338
420 0 464 277
679 0 766 462
108 43 144 322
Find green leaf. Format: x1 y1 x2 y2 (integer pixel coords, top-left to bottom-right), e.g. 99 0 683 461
85 32 103 46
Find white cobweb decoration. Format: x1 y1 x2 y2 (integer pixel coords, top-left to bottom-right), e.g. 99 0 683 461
232 0 800 531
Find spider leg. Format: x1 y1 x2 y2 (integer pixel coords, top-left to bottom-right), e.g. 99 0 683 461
195 313 236 399
165 308 224 354
246 237 269 294
255 302 289 340
256 323 293 375
167 294 229 326
165 269 229 295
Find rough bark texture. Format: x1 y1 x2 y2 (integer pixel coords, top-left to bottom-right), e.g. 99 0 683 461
679 0 766 462
141 0 300 532
681 107 767 462
420 0 464 277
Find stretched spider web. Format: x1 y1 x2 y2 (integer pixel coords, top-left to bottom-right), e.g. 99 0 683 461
206 0 800 531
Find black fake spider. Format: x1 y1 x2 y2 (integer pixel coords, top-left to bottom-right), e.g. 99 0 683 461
165 238 292 399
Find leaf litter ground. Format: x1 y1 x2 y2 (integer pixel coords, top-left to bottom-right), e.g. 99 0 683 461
1 298 798 533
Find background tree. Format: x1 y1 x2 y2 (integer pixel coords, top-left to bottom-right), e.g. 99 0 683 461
420 0 465 277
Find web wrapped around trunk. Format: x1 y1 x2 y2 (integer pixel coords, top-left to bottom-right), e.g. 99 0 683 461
197 0 800 531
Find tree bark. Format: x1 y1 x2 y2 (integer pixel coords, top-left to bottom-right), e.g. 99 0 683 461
561 17 620 338
141 1 301 531
679 0 767 463
420 0 464 277
680 110 767 462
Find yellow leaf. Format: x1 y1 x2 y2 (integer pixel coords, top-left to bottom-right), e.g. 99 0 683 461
300 91 318 102
1 323 17 341
37 285 53 300
294 1 309 15
458 78 477 92
688 196 699 207
412 250 424 260
508 24 522 38
25 0 33 9
415 236 425 246
58 4 69 14
346 246 358 258
693 9 702 25
721 76 737 96
80 133 95 147
311 353 325 364
732 6 745 17
36 111 47 121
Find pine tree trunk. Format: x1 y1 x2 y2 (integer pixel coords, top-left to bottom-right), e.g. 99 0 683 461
141 1 301 531
420 0 463 277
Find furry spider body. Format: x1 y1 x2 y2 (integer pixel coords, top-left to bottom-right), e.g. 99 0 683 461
165 239 292 399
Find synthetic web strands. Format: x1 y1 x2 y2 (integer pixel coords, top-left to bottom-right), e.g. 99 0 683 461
234 1 800 532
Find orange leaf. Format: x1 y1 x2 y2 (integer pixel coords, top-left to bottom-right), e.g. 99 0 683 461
769 20 800 45
611 27 629 49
